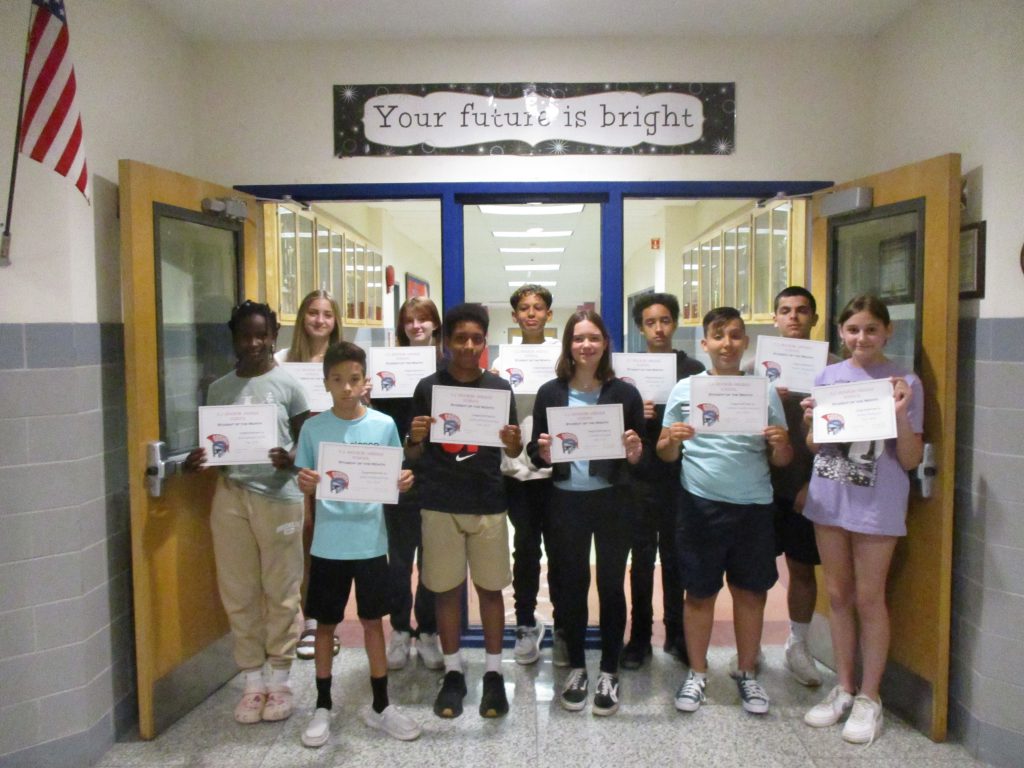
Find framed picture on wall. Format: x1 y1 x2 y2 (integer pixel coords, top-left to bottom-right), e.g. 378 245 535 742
959 221 986 300
405 273 430 299
877 233 915 304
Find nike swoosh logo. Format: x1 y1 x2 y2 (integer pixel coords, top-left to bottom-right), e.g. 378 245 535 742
455 454 476 462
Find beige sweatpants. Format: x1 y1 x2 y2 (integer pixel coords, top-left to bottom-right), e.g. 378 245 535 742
210 476 304 671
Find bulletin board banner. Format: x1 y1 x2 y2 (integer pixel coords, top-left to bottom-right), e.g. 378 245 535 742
334 82 735 157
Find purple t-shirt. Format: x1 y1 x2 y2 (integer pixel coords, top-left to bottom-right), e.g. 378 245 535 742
803 359 924 537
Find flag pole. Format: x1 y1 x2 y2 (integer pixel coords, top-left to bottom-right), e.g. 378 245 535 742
2 3 34 268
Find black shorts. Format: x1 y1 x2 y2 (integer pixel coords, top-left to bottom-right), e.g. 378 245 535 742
676 490 778 599
773 496 821 565
304 554 390 624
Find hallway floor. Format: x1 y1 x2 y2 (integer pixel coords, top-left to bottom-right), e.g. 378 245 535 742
96 644 981 768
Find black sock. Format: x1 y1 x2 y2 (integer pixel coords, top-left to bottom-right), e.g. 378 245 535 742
370 675 389 714
315 675 333 710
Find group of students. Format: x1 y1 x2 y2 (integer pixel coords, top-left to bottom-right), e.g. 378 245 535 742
184 281 923 749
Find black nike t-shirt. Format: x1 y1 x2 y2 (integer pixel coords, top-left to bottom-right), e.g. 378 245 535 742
410 369 518 514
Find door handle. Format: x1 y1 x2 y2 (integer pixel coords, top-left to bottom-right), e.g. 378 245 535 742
915 442 937 499
146 441 195 498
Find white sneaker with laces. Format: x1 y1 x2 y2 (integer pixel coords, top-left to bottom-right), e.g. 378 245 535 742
785 636 823 686
735 672 770 714
804 685 856 727
361 704 422 741
416 632 444 670
842 695 883 744
514 623 545 665
674 671 707 712
387 630 411 670
301 707 331 748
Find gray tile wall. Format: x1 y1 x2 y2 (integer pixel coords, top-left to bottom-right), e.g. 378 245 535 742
0 324 134 768
950 316 1024 768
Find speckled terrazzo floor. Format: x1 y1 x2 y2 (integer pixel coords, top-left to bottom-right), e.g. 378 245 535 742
95 644 983 768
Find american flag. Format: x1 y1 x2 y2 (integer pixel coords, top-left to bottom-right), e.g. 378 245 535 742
19 0 90 201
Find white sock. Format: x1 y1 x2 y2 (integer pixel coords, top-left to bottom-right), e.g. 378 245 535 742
485 652 503 674
268 666 291 689
243 668 264 692
692 670 707 682
790 621 811 644
443 652 462 674
304 618 317 631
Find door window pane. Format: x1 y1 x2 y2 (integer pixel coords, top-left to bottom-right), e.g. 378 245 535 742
298 216 315 299
753 211 771 315
771 204 790 299
316 222 331 291
736 224 751 317
278 208 297 316
330 232 344 303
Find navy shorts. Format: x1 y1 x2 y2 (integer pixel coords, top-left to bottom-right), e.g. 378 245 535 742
676 490 778 598
305 554 390 624
774 496 821 565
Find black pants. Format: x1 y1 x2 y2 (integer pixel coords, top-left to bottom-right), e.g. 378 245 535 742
506 476 554 627
384 498 436 635
548 485 630 673
626 479 684 643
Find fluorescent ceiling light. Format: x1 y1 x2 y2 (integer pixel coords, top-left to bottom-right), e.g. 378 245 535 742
500 247 564 254
492 228 573 238
504 264 560 272
480 204 584 216
508 281 557 287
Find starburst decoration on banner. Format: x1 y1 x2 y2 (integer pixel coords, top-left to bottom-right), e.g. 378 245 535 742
546 140 568 154
714 139 734 154
339 86 359 102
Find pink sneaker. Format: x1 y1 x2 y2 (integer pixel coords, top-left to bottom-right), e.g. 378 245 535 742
233 690 266 724
261 686 294 722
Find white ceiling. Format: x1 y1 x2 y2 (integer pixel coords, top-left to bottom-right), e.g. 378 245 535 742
141 0 917 42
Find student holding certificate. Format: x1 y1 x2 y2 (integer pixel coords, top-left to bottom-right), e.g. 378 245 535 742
371 297 445 672
528 310 644 717
184 301 311 726
801 296 924 745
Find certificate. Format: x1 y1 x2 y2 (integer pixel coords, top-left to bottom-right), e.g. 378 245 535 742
546 404 625 463
689 375 769 434
754 336 830 394
279 362 333 412
368 346 436 399
812 379 897 444
612 352 676 403
315 442 403 504
198 404 277 465
429 384 512 448
497 343 560 395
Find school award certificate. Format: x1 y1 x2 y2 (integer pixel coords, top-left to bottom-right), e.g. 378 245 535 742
315 442 403 504
497 344 560 395
279 362 333 412
611 352 677 403
811 379 898 444
753 336 830 394
545 404 626 463
429 384 512 448
368 346 436 399
688 375 769 434
198 404 277 466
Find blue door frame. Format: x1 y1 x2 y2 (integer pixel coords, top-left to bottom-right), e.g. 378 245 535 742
238 180 831 348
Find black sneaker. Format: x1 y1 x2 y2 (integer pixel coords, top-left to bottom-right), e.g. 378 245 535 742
664 633 690 666
560 668 589 711
433 670 468 718
619 640 652 670
478 671 509 718
736 672 770 714
592 672 620 716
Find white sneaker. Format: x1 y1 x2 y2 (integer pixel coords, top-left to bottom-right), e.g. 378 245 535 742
785 637 823 686
361 704 422 741
514 623 545 665
387 630 411 670
728 649 766 678
552 629 569 668
416 632 444 669
804 685 855 727
842 695 883 744
301 707 331 748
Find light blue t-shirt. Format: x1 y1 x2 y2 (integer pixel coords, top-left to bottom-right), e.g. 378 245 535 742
205 365 309 501
294 407 400 560
553 387 613 492
662 372 786 505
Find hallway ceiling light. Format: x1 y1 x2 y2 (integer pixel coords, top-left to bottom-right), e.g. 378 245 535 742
505 264 560 271
492 229 574 238
508 281 557 287
480 204 584 216
500 247 565 253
